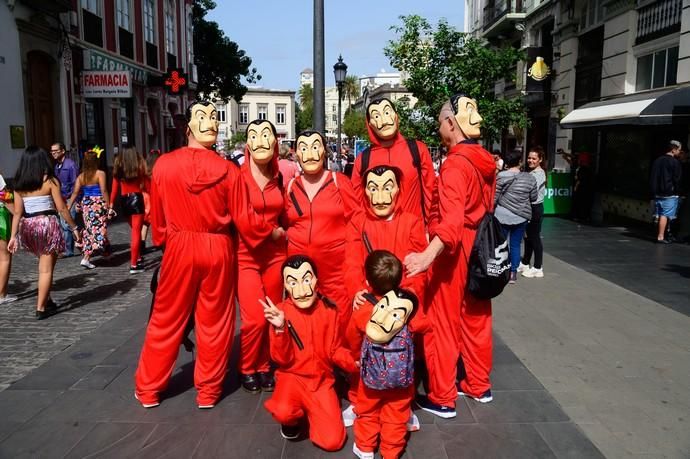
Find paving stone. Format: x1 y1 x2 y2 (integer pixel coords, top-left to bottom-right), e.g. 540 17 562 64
439 423 557 459
535 422 606 459
0 421 96 458
193 424 284 459
491 362 545 391
0 389 63 422
70 365 127 390
467 390 570 424
64 422 159 459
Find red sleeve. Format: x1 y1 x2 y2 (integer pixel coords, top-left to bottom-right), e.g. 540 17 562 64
330 312 357 373
431 166 468 255
110 176 120 207
227 166 273 249
344 218 367 301
269 326 295 368
337 172 359 221
345 306 370 358
418 142 437 224
401 216 428 300
150 169 167 247
409 308 431 334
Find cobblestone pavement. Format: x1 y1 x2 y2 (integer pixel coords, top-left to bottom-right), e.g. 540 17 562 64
0 222 160 391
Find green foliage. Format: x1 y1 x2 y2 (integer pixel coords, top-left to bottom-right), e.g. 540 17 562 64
230 131 246 145
384 15 528 145
193 1 261 101
342 108 368 140
297 84 314 132
342 75 360 109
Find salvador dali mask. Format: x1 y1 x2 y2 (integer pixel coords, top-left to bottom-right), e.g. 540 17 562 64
367 99 399 141
365 290 414 344
187 102 219 148
283 260 318 309
296 131 326 175
364 167 400 218
246 120 277 165
451 95 482 139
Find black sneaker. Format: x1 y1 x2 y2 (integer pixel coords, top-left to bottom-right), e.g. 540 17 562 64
280 423 300 440
415 394 456 419
129 264 145 274
35 308 58 320
258 371 275 392
240 373 261 394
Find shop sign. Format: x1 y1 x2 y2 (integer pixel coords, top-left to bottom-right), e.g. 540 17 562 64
82 71 132 98
543 172 573 215
83 49 147 84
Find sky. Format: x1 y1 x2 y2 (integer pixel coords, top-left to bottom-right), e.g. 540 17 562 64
207 0 465 91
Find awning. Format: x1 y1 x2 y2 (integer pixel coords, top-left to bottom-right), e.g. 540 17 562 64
560 85 690 128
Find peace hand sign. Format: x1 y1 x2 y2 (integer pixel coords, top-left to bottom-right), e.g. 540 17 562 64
261 296 285 329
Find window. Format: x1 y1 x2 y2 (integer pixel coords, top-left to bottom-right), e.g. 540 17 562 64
144 0 155 43
239 104 249 124
580 0 604 30
258 104 268 121
276 105 286 124
116 0 130 30
81 0 103 47
81 0 99 14
186 9 194 66
165 0 176 55
332 104 337 113
218 109 226 123
636 46 678 91
332 114 337 122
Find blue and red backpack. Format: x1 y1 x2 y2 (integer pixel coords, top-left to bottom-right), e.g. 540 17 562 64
360 325 415 390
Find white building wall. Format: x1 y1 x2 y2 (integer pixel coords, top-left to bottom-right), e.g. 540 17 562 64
0 3 27 175
600 11 634 98
678 0 690 83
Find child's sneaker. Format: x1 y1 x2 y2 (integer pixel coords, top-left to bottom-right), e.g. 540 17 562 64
522 267 544 278
280 423 300 440
516 262 530 273
406 411 420 432
129 264 145 274
342 403 356 427
353 443 374 459
80 258 96 269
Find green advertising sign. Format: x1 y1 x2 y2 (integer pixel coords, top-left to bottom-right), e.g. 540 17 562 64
543 172 573 215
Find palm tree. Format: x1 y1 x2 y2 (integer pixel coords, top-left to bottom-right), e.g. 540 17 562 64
299 84 313 109
342 75 360 109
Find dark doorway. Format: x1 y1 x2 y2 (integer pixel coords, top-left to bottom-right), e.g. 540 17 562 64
26 51 57 150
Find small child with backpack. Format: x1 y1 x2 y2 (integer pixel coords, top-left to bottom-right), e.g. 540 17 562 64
345 250 428 459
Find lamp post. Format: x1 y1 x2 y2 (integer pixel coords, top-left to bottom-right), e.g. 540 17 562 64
333 55 347 155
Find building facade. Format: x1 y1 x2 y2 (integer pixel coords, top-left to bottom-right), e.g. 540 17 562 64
1 0 196 175
216 87 296 151
467 0 690 222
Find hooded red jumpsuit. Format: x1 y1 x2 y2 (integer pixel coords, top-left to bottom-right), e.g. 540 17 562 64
135 147 273 407
264 297 357 451
284 172 358 330
346 302 428 459
237 147 286 376
425 141 496 408
350 125 436 223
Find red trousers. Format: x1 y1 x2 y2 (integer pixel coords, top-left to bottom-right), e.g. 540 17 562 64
236 245 285 375
127 214 144 266
424 248 492 407
354 384 414 459
135 232 235 407
264 372 346 452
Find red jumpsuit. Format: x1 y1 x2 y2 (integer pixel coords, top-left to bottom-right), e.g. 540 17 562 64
351 125 436 224
110 175 150 267
135 147 273 407
237 149 286 376
424 141 496 408
344 205 428 405
264 298 357 451
284 172 358 330
346 303 428 459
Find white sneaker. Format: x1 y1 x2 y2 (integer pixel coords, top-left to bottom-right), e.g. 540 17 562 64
516 262 530 273
353 443 374 459
134 392 159 408
342 403 356 427
80 259 96 269
0 295 18 305
406 411 420 432
522 267 544 278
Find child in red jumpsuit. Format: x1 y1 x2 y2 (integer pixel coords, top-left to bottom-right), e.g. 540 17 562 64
236 119 286 393
262 255 357 451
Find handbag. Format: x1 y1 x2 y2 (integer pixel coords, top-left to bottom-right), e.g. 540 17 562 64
121 192 145 216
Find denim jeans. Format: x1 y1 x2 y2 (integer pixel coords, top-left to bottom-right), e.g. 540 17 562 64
60 207 78 256
500 221 527 273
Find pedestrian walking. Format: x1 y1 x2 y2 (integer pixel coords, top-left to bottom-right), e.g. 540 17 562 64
650 140 683 243
519 146 547 278
51 142 79 257
7 146 81 319
0 174 17 304
140 149 161 250
110 146 149 273
66 147 111 269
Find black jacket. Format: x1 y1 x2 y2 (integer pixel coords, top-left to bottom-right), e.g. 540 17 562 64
650 154 682 197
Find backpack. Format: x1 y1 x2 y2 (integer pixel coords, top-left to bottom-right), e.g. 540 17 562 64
360 139 426 221
459 157 510 299
360 324 415 390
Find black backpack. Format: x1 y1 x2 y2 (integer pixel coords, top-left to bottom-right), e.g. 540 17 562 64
459 157 510 299
360 139 426 221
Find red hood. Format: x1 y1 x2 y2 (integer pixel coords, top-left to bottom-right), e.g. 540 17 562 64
243 141 280 178
447 141 496 180
366 118 405 149
184 147 229 193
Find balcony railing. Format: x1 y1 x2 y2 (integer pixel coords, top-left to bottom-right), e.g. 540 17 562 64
636 0 682 45
483 0 526 31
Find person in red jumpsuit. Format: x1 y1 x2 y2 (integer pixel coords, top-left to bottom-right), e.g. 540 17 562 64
236 119 286 394
405 95 497 419
350 98 436 224
284 130 358 331
134 100 283 409
262 255 357 451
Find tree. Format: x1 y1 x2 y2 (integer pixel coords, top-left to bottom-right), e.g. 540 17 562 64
193 0 260 101
385 15 528 146
342 75 360 109
297 84 314 132
342 108 368 140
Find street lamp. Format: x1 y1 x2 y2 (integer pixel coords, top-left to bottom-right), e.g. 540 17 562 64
333 55 347 155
